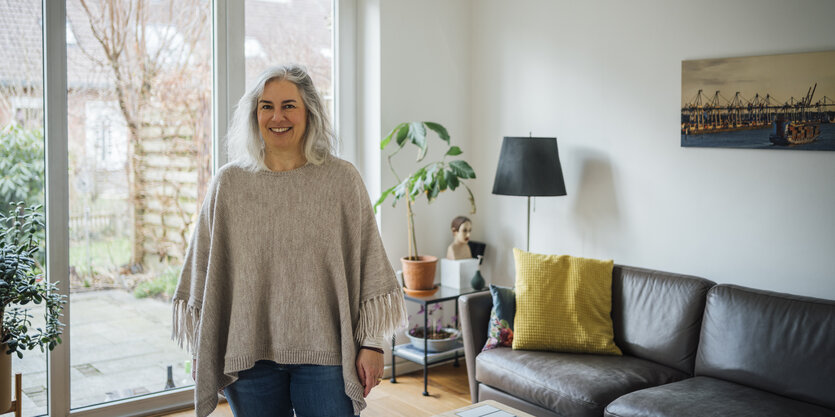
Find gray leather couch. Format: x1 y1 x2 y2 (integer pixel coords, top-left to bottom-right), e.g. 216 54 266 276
458 265 835 416
604 284 835 417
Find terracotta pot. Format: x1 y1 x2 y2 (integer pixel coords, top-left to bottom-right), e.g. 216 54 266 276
401 256 438 290
0 345 10 412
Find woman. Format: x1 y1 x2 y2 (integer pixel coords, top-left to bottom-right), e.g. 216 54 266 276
446 216 472 260
172 64 407 417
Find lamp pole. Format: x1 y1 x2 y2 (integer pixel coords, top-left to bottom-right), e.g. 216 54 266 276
526 196 531 252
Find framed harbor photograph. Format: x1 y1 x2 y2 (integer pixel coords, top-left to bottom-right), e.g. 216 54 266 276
681 50 835 151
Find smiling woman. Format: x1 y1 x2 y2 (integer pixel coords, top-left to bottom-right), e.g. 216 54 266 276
226 65 336 172
173 65 407 417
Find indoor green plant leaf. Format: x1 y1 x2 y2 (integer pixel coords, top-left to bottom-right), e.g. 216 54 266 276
395 125 409 147
424 122 450 144
408 122 428 161
374 122 477 260
445 169 460 191
445 146 462 156
449 160 476 179
380 123 404 149
373 185 396 212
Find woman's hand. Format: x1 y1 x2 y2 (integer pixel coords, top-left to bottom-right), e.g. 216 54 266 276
356 348 384 397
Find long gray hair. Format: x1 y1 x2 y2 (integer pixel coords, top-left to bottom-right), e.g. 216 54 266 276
226 64 336 170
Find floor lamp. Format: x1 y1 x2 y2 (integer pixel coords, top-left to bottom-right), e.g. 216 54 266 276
492 136 567 252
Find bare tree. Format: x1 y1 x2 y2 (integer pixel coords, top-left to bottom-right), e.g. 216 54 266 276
76 0 211 268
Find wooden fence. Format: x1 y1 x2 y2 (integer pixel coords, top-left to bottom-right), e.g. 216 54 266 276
69 212 122 239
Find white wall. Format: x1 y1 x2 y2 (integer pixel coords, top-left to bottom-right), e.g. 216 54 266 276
363 0 473 368
366 0 835 376
377 0 473 270
468 0 835 299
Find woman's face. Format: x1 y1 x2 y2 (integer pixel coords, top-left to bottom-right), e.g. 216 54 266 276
257 79 308 156
453 221 472 245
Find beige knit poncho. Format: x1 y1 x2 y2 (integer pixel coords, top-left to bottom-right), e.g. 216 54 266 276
171 156 407 416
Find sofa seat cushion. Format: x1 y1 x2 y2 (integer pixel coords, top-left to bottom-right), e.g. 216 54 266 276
696 285 835 409
605 376 835 417
476 347 688 417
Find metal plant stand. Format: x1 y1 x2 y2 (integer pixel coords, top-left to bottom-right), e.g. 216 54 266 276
390 286 488 396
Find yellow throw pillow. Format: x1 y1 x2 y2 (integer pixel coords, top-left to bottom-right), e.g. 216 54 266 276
512 248 621 355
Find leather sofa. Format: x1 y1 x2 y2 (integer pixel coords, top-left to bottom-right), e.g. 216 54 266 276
458 265 835 416
604 284 835 417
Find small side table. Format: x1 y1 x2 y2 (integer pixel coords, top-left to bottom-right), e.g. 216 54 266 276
391 286 488 396
2 373 22 417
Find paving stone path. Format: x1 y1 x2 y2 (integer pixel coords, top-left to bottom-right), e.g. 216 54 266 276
12 290 191 416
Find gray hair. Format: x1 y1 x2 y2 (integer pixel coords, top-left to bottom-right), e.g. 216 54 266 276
226 64 336 170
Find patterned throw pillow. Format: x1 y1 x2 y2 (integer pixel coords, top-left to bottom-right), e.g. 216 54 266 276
482 284 516 351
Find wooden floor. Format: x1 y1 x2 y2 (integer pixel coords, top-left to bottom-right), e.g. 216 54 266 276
160 362 472 417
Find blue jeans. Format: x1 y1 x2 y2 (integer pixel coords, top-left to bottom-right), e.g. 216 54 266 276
223 360 358 417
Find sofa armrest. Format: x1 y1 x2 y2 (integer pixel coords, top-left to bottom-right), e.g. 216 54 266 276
458 291 493 403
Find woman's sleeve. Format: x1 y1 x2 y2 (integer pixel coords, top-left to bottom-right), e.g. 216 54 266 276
352 169 408 346
355 288 408 347
171 175 219 356
360 336 386 350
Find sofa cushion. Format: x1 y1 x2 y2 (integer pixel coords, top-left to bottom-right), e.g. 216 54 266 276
604 376 835 417
512 249 621 355
611 265 714 374
483 284 515 351
475 347 687 417
696 284 835 409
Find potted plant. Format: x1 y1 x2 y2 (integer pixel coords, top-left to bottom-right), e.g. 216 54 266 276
406 304 460 352
0 204 66 410
373 122 476 290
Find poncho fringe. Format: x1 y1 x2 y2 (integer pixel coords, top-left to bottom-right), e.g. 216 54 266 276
171 297 200 356
174 291 408 355
354 288 408 344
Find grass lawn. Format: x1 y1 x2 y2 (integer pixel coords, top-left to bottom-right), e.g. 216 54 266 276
69 236 130 277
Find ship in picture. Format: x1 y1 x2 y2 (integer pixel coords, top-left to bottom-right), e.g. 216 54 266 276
681 51 835 151
769 116 820 146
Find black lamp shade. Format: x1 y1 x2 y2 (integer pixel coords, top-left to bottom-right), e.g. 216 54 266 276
492 137 567 196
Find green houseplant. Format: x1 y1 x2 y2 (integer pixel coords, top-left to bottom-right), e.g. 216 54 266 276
373 122 476 290
0 204 66 410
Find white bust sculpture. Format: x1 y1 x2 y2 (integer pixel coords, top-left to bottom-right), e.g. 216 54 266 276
446 216 473 260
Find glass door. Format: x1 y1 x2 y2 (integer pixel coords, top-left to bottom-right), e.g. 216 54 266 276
64 0 212 409
244 0 334 119
0 1 47 415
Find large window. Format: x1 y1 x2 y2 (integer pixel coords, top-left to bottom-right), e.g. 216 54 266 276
0 1 47 415
65 0 212 409
245 0 334 119
0 0 338 415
